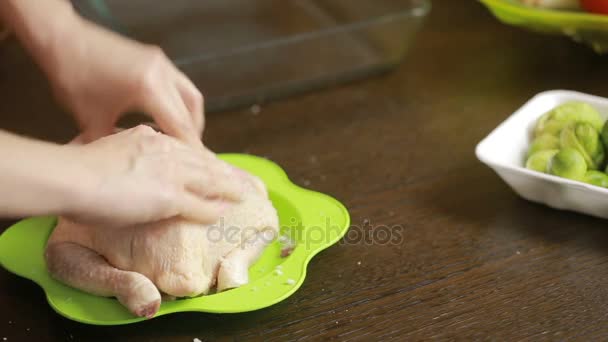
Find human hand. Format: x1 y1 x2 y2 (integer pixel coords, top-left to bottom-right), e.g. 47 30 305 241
63 125 242 227
45 15 203 145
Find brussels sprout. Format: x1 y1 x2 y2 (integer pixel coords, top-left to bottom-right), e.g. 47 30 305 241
559 122 605 169
601 120 608 152
527 134 560 157
526 149 558 173
534 101 604 137
548 148 587 180
583 171 608 188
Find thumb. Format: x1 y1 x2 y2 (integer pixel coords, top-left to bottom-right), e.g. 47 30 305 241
68 134 86 145
140 84 201 147
80 118 116 143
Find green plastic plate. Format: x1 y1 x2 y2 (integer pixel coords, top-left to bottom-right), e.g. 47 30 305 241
0 154 350 325
480 0 608 53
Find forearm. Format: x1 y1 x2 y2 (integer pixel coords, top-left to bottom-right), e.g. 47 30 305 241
0 131 86 218
0 0 77 74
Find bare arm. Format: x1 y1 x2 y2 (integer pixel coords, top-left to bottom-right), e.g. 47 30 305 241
0 1 88 217
0 126 243 225
0 0 75 74
0 0 204 145
0 130 86 218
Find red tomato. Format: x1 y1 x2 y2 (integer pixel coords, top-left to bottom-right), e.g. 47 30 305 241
581 0 608 14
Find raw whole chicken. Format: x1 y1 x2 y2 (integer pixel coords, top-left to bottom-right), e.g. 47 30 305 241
45 163 279 318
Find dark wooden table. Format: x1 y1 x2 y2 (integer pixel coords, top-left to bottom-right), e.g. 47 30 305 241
4 1 608 340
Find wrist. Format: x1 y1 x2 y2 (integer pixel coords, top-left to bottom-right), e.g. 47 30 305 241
0 131 100 218
51 144 98 218
36 6 82 78
2 0 81 77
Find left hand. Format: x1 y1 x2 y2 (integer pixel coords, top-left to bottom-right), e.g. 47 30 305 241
44 14 204 145
62 125 243 227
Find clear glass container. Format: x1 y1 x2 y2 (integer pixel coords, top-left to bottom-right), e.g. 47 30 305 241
73 0 431 112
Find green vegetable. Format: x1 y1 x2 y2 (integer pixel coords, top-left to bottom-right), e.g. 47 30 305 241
548 148 587 180
527 134 560 158
583 171 608 188
559 122 605 170
526 149 558 173
601 120 608 153
534 101 603 138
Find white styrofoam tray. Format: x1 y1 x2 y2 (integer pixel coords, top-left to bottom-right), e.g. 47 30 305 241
475 90 608 219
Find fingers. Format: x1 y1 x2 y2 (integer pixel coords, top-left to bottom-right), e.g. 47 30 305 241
174 69 204 137
72 125 129 146
175 151 244 201
166 138 244 202
81 118 115 144
138 82 201 147
183 168 244 202
164 150 242 224
199 145 217 160
68 134 86 145
134 57 204 147
170 148 208 172
176 193 223 224
167 135 223 167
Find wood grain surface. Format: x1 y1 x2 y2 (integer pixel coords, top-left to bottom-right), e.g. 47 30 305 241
3 1 608 341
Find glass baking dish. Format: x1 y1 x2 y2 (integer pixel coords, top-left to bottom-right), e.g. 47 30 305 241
72 0 430 112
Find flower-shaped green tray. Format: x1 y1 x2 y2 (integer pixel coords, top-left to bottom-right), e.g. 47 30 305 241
0 154 350 325
480 0 608 53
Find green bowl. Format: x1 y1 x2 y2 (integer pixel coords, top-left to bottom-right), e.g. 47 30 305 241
0 154 350 325
480 0 608 53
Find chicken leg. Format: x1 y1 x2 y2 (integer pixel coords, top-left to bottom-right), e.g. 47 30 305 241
45 241 161 318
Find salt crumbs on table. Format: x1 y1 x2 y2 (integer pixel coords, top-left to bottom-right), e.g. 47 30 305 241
250 104 261 115
193 338 202 342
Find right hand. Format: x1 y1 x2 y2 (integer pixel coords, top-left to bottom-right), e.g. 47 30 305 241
44 14 204 145
63 125 243 227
